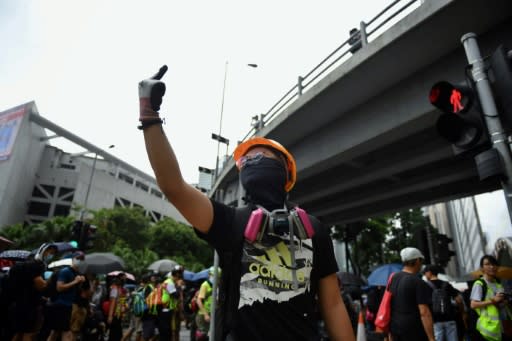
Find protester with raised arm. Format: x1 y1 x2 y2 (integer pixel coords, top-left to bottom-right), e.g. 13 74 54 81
138 65 355 341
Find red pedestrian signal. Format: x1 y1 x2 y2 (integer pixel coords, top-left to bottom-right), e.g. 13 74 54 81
429 80 487 152
429 81 472 114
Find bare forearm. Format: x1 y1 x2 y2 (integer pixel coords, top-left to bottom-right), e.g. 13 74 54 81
143 125 186 197
420 308 435 340
322 302 355 341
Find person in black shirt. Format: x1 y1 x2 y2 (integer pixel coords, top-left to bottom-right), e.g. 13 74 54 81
389 247 435 341
423 264 464 341
138 66 355 341
9 243 57 341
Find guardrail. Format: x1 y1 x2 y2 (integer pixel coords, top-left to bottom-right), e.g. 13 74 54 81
241 0 421 141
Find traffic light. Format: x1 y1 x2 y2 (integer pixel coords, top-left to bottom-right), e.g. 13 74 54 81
429 80 488 154
432 233 456 268
413 227 431 265
80 223 97 250
70 220 83 246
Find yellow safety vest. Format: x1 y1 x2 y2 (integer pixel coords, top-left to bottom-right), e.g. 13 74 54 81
474 280 511 341
199 280 213 314
162 278 178 310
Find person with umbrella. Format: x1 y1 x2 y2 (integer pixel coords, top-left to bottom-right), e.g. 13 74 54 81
138 66 354 341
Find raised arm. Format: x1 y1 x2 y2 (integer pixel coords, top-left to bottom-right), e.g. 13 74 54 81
139 66 213 233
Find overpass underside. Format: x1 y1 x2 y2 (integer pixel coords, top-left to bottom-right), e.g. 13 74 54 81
214 0 512 225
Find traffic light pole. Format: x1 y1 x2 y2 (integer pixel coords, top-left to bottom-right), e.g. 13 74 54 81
461 33 512 225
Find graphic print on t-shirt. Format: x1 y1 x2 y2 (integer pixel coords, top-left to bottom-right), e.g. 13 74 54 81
238 234 314 308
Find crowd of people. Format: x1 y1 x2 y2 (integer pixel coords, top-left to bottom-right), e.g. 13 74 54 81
2 64 512 341
0 241 218 341
359 248 512 341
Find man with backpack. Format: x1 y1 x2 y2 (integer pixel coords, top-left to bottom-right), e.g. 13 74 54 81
47 251 87 341
424 264 464 341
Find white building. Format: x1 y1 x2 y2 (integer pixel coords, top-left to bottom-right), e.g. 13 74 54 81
0 101 185 228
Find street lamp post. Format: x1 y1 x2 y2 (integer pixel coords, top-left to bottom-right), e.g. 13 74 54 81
213 61 258 180
79 144 114 220
209 62 257 339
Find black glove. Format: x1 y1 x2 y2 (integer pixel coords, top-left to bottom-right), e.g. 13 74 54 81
138 65 168 121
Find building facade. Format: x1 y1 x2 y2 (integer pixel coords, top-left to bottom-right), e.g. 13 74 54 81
427 196 486 278
0 102 185 228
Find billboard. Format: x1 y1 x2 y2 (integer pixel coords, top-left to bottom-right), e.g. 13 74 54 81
0 106 25 161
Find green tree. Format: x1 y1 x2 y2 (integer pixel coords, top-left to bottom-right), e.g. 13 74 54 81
2 216 75 250
1 207 212 274
352 216 393 275
331 207 433 278
149 218 213 272
92 206 151 252
387 208 432 260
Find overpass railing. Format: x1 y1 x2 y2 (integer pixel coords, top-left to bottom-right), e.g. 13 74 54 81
241 0 422 142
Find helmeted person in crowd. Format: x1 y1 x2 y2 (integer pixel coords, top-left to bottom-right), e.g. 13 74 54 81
423 264 465 341
470 255 512 341
47 251 87 341
388 247 435 341
138 66 355 341
106 272 129 341
8 242 57 341
158 270 180 341
195 267 216 340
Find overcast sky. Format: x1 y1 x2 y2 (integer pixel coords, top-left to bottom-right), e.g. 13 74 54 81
1 0 511 249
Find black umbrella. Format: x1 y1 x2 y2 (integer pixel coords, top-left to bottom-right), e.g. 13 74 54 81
0 250 31 261
82 252 125 274
336 271 367 287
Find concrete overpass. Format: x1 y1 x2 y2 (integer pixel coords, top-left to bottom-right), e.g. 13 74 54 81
212 0 512 225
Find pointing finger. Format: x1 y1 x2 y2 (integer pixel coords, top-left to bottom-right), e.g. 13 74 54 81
151 65 168 80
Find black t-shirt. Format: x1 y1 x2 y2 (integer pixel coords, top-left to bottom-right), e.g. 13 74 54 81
427 279 460 322
389 271 432 340
196 200 338 341
9 260 45 307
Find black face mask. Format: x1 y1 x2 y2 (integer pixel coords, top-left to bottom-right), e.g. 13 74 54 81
240 157 287 211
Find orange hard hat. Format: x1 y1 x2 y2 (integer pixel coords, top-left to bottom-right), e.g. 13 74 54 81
233 137 296 192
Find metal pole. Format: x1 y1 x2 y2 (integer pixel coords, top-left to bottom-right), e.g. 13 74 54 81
215 61 229 180
461 33 512 226
209 190 223 340
210 63 230 338
80 153 98 220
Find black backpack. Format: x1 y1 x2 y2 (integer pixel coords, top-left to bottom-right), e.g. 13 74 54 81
44 266 79 301
44 269 60 301
428 281 452 315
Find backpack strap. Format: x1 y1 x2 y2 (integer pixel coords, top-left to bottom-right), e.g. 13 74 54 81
474 278 488 301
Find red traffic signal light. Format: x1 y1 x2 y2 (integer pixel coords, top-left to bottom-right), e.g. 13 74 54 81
429 81 486 151
429 81 473 114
